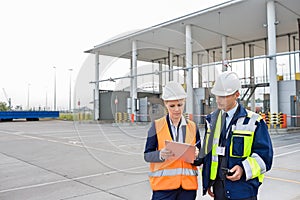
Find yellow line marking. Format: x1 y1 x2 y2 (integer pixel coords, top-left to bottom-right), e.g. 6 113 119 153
271 167 300 173
265 176 300 184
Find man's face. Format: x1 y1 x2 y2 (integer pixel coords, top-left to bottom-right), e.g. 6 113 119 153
164 99 185 121
215 91 239 112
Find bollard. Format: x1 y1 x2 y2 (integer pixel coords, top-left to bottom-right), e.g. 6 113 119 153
271 112 277 128
123 112 128 123
118 112 122 123
131 114 134 123
277 112 287 129
264 112 270 129
278 112 283 128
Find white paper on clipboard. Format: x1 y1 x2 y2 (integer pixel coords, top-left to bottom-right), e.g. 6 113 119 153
165 140 196 163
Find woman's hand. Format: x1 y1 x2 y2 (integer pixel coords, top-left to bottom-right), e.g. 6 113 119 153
160 148 174 160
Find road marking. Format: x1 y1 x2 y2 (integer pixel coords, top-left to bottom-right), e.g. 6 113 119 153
3 132 141 156
0 165 148 193
274 149 300 158
271 167 300 173
274 142 300 150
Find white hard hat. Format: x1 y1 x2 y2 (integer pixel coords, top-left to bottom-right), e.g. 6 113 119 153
162 81 187 101
211 71 241 96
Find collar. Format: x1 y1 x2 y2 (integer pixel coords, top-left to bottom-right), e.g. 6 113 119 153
168 114 187 127
222 102 238 118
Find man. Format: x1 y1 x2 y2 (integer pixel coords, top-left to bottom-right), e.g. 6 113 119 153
144 81 201 200
201 71 273 200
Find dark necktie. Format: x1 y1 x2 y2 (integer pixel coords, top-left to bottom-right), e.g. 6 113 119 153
220 112 228 146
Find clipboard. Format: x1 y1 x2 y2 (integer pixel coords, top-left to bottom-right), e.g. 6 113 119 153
165 140 196 163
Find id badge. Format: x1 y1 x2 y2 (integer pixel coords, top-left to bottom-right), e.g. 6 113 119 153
216 146 225 156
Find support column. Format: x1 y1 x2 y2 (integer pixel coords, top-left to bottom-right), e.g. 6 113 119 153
243 43 246 82
198 54 203 88
298 18 300 71
264 39 268 83
213 51 216 81
249 44 255 111
207 50 210 87
293 36 297 74
185 24 193 116
267 0 278 114
94 51 100 120
168 48 173 81
288 34 292 79
183 57 186 85
159 61 163 94
222 35 227 72
131 40 138 121
164 58 167 85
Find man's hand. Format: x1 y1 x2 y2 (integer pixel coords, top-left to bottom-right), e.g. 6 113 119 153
160 148 174 160
207 187 214 198
226 165 244 181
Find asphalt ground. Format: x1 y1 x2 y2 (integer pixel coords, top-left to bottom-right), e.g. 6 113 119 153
0 120 299 200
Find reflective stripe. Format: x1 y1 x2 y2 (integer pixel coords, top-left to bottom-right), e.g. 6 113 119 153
235 117 245 130
209 111 222 180
235 110 260 132
242 153 266 181
212 155 218 162
213 138 219 144
205 120 211 154
252 153 267 174
233 130 252 135
242 158 253 180
149 168 198 177
206 120 211 132
248 112 259 126
235 117 256 132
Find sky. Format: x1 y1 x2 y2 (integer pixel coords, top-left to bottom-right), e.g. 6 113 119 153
0 0 228 110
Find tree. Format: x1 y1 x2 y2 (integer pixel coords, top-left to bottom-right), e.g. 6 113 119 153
0 102 9 111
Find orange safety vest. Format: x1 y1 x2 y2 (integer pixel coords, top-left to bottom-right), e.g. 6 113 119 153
148 117 198 191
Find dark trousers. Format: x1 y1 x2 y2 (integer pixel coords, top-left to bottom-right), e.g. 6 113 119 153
213 179 257 200
152 187 197 200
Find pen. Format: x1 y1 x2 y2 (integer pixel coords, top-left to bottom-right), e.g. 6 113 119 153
195 140 201 146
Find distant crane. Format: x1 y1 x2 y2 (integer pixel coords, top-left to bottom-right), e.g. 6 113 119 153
2 88 11 110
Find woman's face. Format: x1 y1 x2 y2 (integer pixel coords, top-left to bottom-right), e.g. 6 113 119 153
164 99 185 121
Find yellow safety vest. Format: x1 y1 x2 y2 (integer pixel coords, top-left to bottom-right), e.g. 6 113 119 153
205 110 265 182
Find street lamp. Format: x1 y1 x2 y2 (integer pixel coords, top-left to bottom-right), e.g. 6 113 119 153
45 86 48 111
53 66 56 111
68 68 73 112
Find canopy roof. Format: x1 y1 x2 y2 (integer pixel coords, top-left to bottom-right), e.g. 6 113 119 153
85 0 300 66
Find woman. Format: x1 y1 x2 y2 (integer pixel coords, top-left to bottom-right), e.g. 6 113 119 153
144 81 201 200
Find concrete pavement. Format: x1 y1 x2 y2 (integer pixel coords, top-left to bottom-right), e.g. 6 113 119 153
0 120 299 199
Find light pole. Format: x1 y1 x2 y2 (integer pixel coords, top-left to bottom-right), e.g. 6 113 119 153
53 66 56 111
68 68 73 112
45 86 48 111
27 83 30 110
